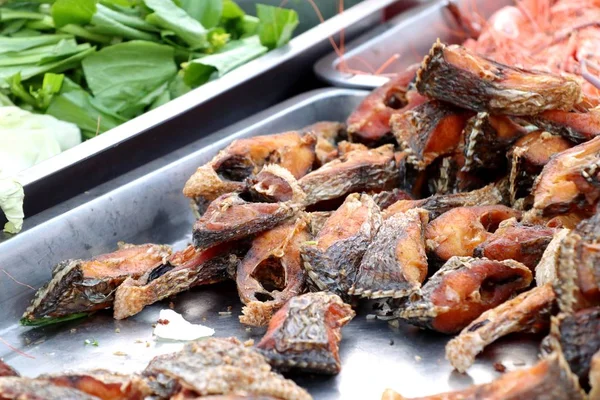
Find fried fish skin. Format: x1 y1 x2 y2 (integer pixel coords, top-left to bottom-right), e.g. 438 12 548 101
590 351 600 400
425 205 520 263
527 109 600 143
113 242 246 320
535 229 569 287
192 193 299 250
0 362 17 378
555 213 600 313
301 121 346 167
508 130 573 203
391 101 471 170
21 243 171 324
350 208 429 299
256 292 355 375
425 151 485 196
416 41 581 116
0 377 102 400
183 131 316 214
398 256 533 334
143 337 311 400
301 193 382 300
42 370 152 400
237 217 310 327
533 135 600 217
371 188 413 210
446 284 555 373
381 351 585 400
246 165 307 204
299 145 397 206
473 218 555 271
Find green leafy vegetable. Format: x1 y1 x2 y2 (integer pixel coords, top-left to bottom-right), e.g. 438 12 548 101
8 72 64 109
222 0 245 20
144 0 207 49
0 176 24 234
51 0 96 29
180 0 222 29
0 34 72 55
19 312 89 327
81 40 177 114
183 35 267 87
256 4 298 50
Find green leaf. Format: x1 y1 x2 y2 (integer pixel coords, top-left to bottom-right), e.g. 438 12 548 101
59 24 113 43
95 3 158 32
51 0 97 28
256 4 298 50
8 72 37 107
89 9 159 41
0 177 24 234
20 312 89 326
168 73 190 98
81 40 176 114
38 40 91 65
180 0 222 29
0 33 72 55
222 0 244 20
46 77 126 137
144 0 206 49
183 35 267 87
149 82 170 110
0 8 46 21
237 15 258 38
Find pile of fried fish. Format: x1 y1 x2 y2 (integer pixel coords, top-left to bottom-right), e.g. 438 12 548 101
10 40 600 399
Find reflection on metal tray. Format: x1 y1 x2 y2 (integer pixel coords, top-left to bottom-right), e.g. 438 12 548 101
10 0 412 220
314 0 514 90
0 88 539 399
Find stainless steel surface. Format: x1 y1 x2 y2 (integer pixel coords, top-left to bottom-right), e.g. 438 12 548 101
0 88 540 399
11 0 404 219
314 0 514 89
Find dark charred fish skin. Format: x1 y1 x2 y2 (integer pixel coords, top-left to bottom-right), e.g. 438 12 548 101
382 351 586 400
508 130 573 204
113 243 248 320
416 41 581 116
397 256 533 334
391 101 471 170
143 337 311 400
556 213 600 313
41 370 152 400
473 218 555 271
238 217 310 327
192 193 300 250
301 194 382 301
350 208 429 299
21 243 171 325
299 145 397 206
546 307 600 385
527 110 600 143
183 131 316 215
0 362 18 378
533 135 600 217
425 151 486 196
371 188 413 210
0 377 102 400
256 292 355 375
446 284 555 373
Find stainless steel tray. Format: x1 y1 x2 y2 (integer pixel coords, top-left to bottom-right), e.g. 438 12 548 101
314 0 513 90
0 88 539 399
10 0 410 220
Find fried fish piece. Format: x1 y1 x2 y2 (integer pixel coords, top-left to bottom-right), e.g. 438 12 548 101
346 65 426 146
192 193 299 250
256 292 355 375
143 337 311 400
528 109 600 143
113 242 246 320
398 257 533 334
237 217 310 327
555 213 600 313
0 362 17 378
305 211 332 237
183 131 316 215
0 377 101 400
462 112 527 172
473 218 554 271
21 243 171 326
425 151 485 196
301 194 382 300
42 370 151 400
425 206 520 263
350 209 428 299
535 229 569 286
446 284 555 373
508 131 573 203
416 41 581 116
384 181 507 220
371 188 413 210
590 351 600 400
382 351 585 400
299 145 397 206
301 122 346 167
533 136 600 217
391 101 471 170
545 307 600 386
246 165 306 204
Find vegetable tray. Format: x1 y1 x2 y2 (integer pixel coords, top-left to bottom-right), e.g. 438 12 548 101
0 88 540 399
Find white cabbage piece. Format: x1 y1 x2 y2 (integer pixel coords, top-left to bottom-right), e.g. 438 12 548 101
0 177 24 234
